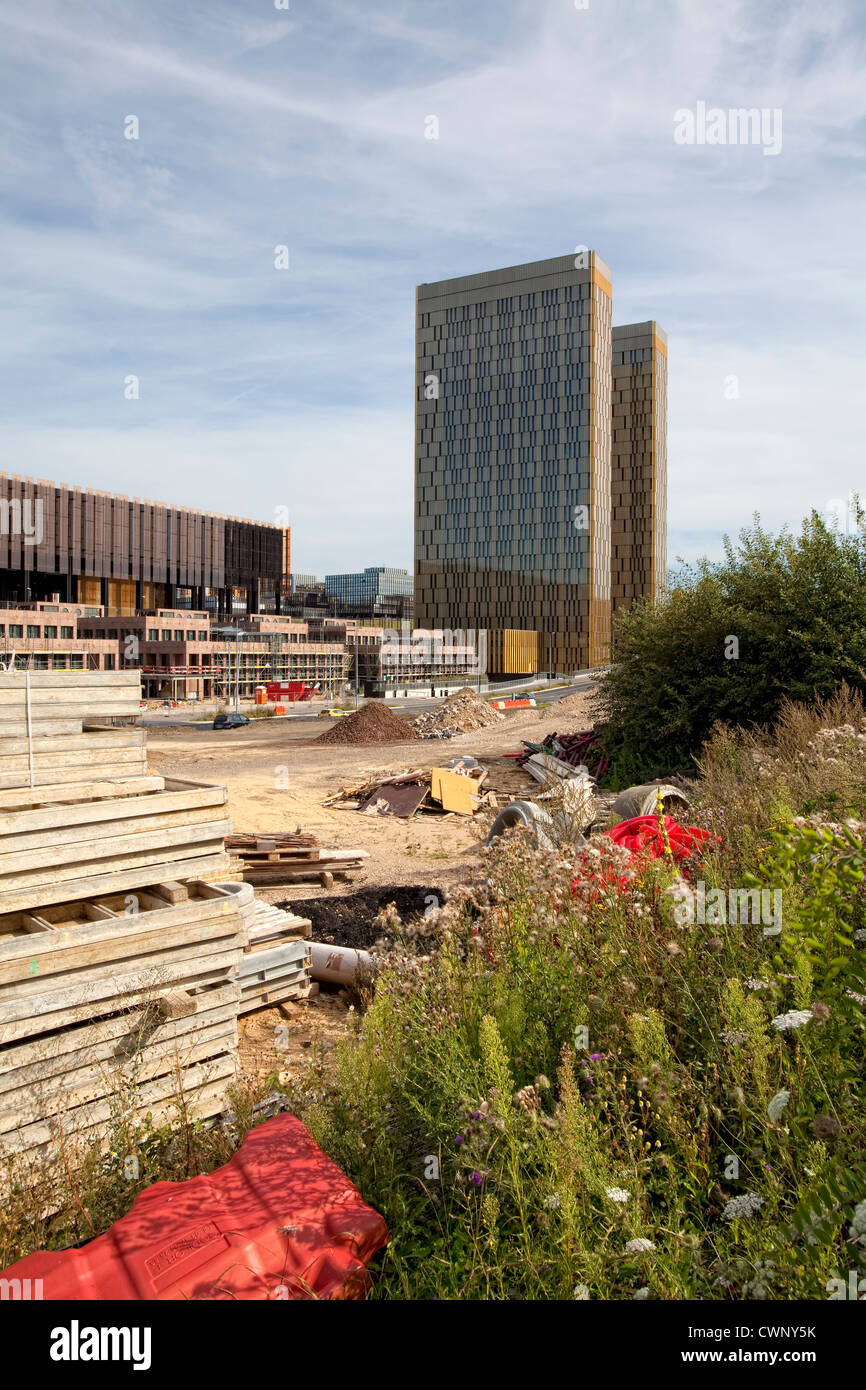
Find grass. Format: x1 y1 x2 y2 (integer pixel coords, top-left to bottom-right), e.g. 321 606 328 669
4 688 865 1301
284 688 866 1299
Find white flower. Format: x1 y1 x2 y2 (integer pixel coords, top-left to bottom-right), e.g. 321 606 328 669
573 1283 590 1300
605 1186 631 1203
544 1194 561 1209
746 977 770 990
633 1286 650 1299
767 1089 790 1123
723 1193 764 1220
771 1009 813 1032
720 1028 748 1047
849 1200 866 1244
625 1238 656 1254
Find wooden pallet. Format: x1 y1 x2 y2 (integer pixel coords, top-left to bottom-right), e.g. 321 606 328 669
0 777 232 913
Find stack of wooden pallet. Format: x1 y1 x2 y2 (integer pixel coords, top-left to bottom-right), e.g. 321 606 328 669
226 832 368 888
0 671 243 1172
0 879 245 1161
0 776 233 913
219 885 313 1013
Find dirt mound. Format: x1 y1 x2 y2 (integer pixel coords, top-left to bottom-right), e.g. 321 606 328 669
537 691 595 721
412 687 505 739
316 700 418 746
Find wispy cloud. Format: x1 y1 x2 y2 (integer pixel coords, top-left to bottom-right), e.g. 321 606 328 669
0 0 863 571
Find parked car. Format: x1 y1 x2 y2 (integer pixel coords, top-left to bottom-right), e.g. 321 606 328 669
317 707 352 718
213 713 251 729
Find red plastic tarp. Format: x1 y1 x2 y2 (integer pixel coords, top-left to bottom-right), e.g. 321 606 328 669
605 814 711 865
0 1114 388 1300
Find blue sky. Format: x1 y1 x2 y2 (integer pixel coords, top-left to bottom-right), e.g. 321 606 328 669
0 0 863 575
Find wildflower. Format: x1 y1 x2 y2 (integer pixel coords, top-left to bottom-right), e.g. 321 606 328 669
767 1089 790 1123
771 1009 813 1032
633 1286 650 1299
811 1001 830 1022
849 1200 866 1244
605 1186 630 1203
455 1134 465 1147
722 1193 764 1220
720 1029 748 1048
544 1195 561 1209
746 977 769 990
625 1238 655 1254
470 1171 484 1187
573 1284 590 1300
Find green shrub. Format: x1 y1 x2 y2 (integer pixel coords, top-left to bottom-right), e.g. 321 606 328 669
292 809 866 1300
594 509 866 784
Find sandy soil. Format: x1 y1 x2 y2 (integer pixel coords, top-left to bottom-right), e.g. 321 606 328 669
145 689 597 1084
144 690 597 902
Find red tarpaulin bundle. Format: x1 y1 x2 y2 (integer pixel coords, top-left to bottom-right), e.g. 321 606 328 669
605 814 711 865
0 1114 388 1300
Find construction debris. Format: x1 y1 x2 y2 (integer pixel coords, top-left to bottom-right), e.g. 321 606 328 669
324 760 494 818
518 728 610 780
412 687 504 739
226 832 369 885
316 700 418 746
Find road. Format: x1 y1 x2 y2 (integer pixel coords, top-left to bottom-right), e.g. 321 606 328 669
138 673 600 730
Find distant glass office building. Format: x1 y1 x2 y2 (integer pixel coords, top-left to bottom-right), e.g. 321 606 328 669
414 253 666 673
324 567 413 619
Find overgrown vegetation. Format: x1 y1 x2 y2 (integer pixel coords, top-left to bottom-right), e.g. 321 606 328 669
290 689 866 1299
594 509 866 785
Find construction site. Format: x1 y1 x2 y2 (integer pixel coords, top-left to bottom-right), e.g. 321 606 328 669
0 670 617 1298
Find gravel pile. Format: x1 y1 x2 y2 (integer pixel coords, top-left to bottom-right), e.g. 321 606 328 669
316 700 419 746
412 686 505 739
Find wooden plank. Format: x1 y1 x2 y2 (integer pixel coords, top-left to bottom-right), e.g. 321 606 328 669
0 776 165 811
0 719 83 738
0 730 145 757
0 1021 238 1132
0 1055 237 1156
0 781 224 834
0 936 244 1024
0 984 239 1084
0 848 232 915
0 898 242 983
0 819 233 880
431 767 477 815
0 975 241 1047
0 806 232 860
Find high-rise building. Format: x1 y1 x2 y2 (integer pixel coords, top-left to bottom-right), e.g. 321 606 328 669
324 566 413 619
611 321 668 611
414 254 667 674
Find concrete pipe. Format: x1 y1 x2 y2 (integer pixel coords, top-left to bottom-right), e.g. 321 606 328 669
310 940 374 986
610 782 691 822
486 799 555 851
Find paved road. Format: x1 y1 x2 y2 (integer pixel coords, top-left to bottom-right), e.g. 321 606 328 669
138 674 601 730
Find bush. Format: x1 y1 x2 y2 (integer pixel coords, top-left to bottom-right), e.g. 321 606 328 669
594 509 866 784
291 791 866 1300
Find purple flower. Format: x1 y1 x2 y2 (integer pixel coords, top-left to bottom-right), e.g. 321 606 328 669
455 1134 465 1147
471 1110 482 1120
470 1171 484 1186
590 1053 603 1060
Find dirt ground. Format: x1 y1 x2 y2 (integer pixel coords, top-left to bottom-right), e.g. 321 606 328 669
144 690 597 1080
144 690 597 903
